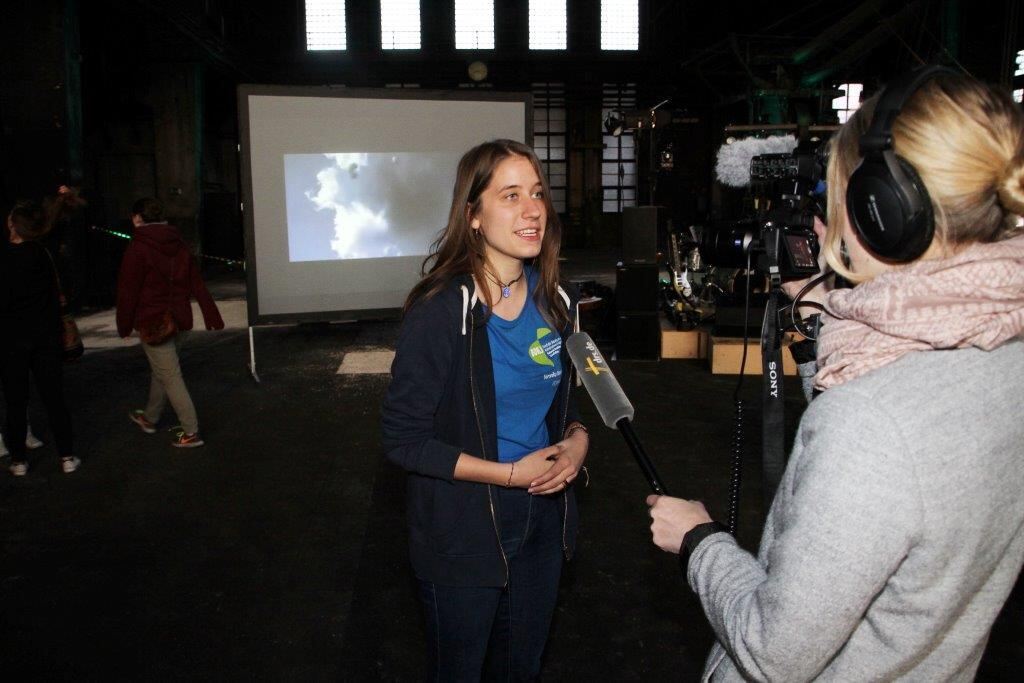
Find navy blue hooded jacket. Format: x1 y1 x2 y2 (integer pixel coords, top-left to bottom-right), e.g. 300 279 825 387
381 273 582 587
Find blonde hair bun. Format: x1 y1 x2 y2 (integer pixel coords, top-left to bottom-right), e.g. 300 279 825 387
998 158 1024 217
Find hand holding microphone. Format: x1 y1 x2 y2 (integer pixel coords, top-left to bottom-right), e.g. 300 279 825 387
646 495 713 555
566 332 726 558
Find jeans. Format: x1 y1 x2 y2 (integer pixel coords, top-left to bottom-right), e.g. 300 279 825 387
417 486 564 682
0 336 73 463
141 332 198 434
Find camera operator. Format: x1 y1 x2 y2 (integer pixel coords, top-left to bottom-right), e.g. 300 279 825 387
647 68 1024 681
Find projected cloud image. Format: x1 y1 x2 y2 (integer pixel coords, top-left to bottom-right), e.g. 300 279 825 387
284 152 460 262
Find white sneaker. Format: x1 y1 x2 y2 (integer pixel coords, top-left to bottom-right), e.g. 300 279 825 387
26 429 44 449
10 461 28 476
61 456 81 474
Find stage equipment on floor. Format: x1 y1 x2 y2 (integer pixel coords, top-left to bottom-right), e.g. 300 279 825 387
615 312 660 361
615 263 658 312
615 262 659 360
622 206 662 265
660 231 717 331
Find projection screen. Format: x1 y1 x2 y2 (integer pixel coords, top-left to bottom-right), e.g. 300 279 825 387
238 86 531 324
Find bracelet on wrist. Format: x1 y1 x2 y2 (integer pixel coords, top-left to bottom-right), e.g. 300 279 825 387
563 422 588 441
505 461 515 488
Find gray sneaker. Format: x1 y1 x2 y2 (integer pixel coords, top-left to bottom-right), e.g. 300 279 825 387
61 456 81 474
26 429 44 449
9 461 28 476
1 430 43 454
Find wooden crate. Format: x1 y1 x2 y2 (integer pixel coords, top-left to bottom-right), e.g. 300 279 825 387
709 336 798 376
660 321 708 359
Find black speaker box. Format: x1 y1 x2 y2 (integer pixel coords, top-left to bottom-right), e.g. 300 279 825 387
616 312 660 360
622 206 662 264
712 293 769 337
616 264 659 312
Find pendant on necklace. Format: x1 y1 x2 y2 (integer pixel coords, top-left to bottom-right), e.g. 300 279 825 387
494 270 522 299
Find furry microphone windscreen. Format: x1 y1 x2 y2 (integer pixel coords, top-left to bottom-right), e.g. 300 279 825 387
715 135 799 188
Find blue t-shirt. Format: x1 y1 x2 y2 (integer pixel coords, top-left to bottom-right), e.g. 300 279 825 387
486 270 562 463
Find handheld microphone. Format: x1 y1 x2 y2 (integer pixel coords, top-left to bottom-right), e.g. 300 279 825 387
715 135 798 188
566 332 669 495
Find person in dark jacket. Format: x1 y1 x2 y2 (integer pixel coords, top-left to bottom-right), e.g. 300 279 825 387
381 140 589 680
0 201 78 476
116 197 223 448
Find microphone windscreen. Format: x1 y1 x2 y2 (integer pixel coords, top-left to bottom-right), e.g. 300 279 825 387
715 135 798 188
566 332 634 429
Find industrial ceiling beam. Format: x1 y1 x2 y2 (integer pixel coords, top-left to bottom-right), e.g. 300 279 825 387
800 0 926 86
792 0 886 65
132 0 256 80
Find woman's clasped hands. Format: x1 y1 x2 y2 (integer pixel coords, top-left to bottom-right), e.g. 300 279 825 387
509 428 588 495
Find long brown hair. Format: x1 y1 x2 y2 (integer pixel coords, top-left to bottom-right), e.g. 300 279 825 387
404 139 568 329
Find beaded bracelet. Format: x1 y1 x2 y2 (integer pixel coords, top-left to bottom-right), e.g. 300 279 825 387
563 422 588 440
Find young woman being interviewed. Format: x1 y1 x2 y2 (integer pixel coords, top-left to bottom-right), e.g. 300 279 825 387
381 139 589 680
647 68 1024 681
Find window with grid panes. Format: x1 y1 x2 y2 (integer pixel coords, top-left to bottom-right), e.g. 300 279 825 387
381 0 421 49
305 0 346 51
455 0 495 50
601 0 639 51
1013 49 1022 103
602 84 637 213
532 83 567 213
832 83 863 124
529 0 567 50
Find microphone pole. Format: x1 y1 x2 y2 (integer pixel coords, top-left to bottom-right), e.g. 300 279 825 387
616 417 668 496
566 331 670 496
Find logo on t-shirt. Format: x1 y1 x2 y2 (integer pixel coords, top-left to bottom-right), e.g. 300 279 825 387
528 327 562 367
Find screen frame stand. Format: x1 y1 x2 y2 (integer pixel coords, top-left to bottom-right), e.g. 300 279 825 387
759 228 787 510
237 85 532 325
248 325 260 384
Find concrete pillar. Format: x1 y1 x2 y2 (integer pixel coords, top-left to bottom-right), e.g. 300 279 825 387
144 63 202 248
0 0 73 203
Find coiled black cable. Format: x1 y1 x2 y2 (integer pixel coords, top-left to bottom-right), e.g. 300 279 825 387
727 253 753 535
727 397 745 535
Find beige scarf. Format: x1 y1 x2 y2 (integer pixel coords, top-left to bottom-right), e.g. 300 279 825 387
815 234 1024 391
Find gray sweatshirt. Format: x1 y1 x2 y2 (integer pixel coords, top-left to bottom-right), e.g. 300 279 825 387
692 340 1024 681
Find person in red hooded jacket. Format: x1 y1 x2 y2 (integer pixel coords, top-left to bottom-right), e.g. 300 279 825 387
116 197 223 448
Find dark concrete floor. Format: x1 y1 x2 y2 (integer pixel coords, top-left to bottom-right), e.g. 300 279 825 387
1 263 1021 680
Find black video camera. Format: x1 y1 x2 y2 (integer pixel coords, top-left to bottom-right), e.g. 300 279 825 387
698 143 827 280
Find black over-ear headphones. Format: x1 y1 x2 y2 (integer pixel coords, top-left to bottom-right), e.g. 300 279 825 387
846 65 956 262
